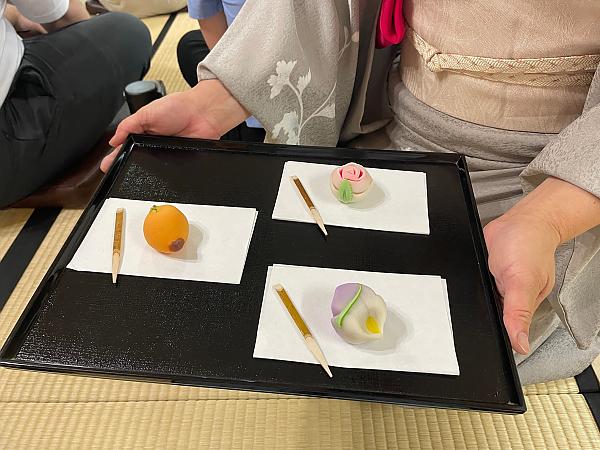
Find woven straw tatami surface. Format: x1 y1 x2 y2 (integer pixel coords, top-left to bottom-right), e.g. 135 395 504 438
0 209 33 260
142 14 169 45
0 392 598 449
143 13 198 94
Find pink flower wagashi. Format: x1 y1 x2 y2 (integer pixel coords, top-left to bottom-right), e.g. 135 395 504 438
330 163 373 203
331 283 387 344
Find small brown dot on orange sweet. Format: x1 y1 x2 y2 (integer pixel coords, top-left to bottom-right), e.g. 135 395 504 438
143 204 189 253
169 238 185 252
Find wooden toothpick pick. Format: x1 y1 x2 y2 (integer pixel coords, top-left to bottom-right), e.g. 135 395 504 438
112 208 124 284
273 283 332 378
290 176 328 237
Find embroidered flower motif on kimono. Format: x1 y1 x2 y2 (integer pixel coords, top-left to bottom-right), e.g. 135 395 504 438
267 24 358 145
267 60 297 99
272 111 299 144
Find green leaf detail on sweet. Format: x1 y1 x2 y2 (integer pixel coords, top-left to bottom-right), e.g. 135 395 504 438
336 284 362 327
338 179 353 203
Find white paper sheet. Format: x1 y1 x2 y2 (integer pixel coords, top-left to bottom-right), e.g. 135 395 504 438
67 198 257 284
272 161 429 234
254 264 458 375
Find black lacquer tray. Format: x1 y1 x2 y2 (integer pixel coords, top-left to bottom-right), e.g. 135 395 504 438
0 135 525 413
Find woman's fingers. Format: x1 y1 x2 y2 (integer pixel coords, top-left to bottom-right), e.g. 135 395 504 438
104 107 153 172
100 147 120 173
103 82 247 172
501 283 537 355
108 126 129 149
108 112 147 148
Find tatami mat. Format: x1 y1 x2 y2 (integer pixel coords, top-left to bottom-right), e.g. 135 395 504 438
143 12 198 93
0 10 599 449
0 209 33 260
523 378 580 396
0 394 598 449
141 14 169 45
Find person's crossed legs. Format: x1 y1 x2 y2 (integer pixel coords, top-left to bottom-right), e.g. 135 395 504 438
0 12 152 207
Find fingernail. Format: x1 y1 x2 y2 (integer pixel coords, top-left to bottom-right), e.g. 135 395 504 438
517 332 530 354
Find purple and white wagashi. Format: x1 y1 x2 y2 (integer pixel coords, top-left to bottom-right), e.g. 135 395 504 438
331 283 387 344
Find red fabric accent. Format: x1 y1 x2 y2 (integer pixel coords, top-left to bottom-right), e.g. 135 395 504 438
376 0 405 49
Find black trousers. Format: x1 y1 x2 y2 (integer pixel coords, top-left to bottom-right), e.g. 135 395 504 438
0 13 152 207
177 30 266 144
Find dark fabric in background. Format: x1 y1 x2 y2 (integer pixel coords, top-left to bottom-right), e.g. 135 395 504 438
0 12 152 207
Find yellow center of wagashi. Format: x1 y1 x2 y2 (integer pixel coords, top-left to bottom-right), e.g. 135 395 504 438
365 316 380 334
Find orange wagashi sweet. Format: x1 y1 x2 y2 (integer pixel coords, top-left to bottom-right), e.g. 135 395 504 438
143 204 189 253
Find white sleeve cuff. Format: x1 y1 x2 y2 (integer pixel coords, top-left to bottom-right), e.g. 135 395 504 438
12 0 69 24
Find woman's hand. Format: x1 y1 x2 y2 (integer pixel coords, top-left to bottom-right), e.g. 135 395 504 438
484 177 600 355
102 80 249 172
484 213 560 355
